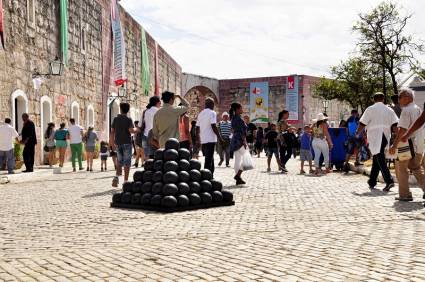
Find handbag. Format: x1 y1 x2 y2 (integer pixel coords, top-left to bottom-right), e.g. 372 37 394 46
397 139 415 161
242 150 254 171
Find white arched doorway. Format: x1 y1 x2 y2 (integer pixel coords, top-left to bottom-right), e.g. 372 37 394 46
40 96 53 162
107 97 120 134
11 90 29 133
71 101 80 125
86 104 95 128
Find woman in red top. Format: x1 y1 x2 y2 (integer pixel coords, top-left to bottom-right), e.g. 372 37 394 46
179 111 191 151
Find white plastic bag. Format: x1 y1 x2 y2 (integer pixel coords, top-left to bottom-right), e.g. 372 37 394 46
242 150 255 171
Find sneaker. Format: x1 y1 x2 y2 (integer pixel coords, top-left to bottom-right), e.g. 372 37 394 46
73 168 76 172
112 176 119 187
281 167 288 173
267 168 271 172
395 196 413 202
367 180 376 190
101 168 104 172
134 163 139 168
218 160 223 166
87 167 90 171
79 167 84 171
300 170 306 175
383 183 395 192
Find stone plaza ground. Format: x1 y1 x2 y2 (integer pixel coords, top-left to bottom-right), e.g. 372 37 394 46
1 156 425 281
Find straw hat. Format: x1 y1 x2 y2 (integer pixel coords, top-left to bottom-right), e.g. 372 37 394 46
317 113 326 122
222 112 229 117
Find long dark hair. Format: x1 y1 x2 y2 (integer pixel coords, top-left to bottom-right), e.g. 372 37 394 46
45 123 55 138
316 120 324 128
229 103 242 120
278 110 288 122
147 96 161 109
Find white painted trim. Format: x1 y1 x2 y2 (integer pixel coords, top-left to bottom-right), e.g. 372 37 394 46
11 89 29 132
86 104 95 128
40 95 53 163
71 101 80 125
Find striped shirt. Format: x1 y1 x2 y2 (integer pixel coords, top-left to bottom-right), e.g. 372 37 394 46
219 121 232 139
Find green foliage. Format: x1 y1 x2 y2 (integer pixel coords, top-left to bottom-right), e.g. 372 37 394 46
313 57 388 111
353 1 424 96
14 143 23 161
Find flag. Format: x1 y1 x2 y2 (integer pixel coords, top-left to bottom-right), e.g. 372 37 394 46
60 0 68 65
141 28 150 96
111 0 127 86
0 0 5 49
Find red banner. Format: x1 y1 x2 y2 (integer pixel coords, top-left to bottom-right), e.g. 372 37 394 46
0 0 5 49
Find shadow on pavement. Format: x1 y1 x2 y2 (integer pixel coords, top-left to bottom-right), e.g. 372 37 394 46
392 201 424 213
352 190 391 197
83 189 120 198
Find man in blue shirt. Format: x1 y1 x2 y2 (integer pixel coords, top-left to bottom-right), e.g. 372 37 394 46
344 110 362 173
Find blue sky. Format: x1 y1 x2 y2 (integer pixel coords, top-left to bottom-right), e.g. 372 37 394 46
120 0 425 79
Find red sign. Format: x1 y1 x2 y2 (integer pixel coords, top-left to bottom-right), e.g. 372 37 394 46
287 76 295 90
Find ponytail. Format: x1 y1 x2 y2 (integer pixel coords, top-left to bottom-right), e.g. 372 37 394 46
229 103 241 120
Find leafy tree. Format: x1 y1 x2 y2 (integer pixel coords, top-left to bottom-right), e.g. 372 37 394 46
313 57 389 112
353 1 424 98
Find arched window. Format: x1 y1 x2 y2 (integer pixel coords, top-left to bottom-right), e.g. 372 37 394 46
86 104 95 128
71 101 80 125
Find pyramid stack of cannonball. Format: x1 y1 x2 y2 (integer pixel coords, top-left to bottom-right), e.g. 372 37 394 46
111 138 234 212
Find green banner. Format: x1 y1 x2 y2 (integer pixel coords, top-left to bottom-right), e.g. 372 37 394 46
141 28 150 96
60 0 68 65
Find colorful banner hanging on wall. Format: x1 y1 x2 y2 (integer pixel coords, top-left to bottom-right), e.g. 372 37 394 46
286 75 299 122
141 28 150 96
0 0 5 49
60 0 68 65
154 42 159 96
111 0 127 86
249 82 269 123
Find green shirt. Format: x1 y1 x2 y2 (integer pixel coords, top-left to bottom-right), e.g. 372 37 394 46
152 102 189 148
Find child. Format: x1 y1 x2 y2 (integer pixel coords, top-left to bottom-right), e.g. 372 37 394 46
100 141 109 172
264 124 283 172
300 125 314 174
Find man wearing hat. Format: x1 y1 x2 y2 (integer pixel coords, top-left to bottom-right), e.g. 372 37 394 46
217 111 232 167
355 92 399 191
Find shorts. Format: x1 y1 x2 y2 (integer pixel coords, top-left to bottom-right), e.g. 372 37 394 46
55 140 67 148
86 146 95 153
101 155 108 161
117 143 132 167
267 147 279 158
300 149 313 161
142 135 153 157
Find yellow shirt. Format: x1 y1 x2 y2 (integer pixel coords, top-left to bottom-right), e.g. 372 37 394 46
152 102 189 148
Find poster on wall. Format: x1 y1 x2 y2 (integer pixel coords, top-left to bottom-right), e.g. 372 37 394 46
250 82 269 123
286 75 299 122
111 0 127 86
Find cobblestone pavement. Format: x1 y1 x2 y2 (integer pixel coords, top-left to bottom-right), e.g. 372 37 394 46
1 156 425 281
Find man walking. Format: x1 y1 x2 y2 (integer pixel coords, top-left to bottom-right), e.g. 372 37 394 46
196 98 223 176
355 93 398 191
110 103 139 187
20 113 37 173
389 89 425 201
68 118 84 172
0 118 19 174
217 112 232 167
152 91 189 148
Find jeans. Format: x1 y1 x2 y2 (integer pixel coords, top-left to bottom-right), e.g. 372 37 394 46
70 143 83 169
0 149 15 172
202 142 216 175
217 140 230 166
280 146 292 167
312 138 329 168
117 143 133 167
23 144 35 171
369 135 393 186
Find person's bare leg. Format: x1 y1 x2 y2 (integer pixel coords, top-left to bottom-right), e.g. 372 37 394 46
124 166 130 182
301 160 305 172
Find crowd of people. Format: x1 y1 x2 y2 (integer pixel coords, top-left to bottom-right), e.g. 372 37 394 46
3 88 425 203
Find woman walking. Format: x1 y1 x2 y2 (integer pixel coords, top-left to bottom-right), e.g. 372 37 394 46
312 113 333 175
230 103 248 185
255 127 264 158
44 123 56 167
84 126 98 172
54 123 68 168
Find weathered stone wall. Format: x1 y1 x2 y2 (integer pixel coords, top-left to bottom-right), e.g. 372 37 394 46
0 0 182 165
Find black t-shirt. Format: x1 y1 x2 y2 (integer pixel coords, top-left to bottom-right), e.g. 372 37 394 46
283 132 296 148
112 114 134 145
265 130 278 148
246 123 257 143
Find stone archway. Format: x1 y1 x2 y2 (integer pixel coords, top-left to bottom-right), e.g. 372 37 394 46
184 86 219 121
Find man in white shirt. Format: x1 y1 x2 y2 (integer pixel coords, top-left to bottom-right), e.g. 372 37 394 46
0 118 19 174
196 98 223 176
356 92 399 192
68 118 84 172
141 96 161 159
389 88 425 201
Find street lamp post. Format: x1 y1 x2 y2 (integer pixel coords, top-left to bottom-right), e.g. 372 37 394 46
32 57 64 78
322 100 329 115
